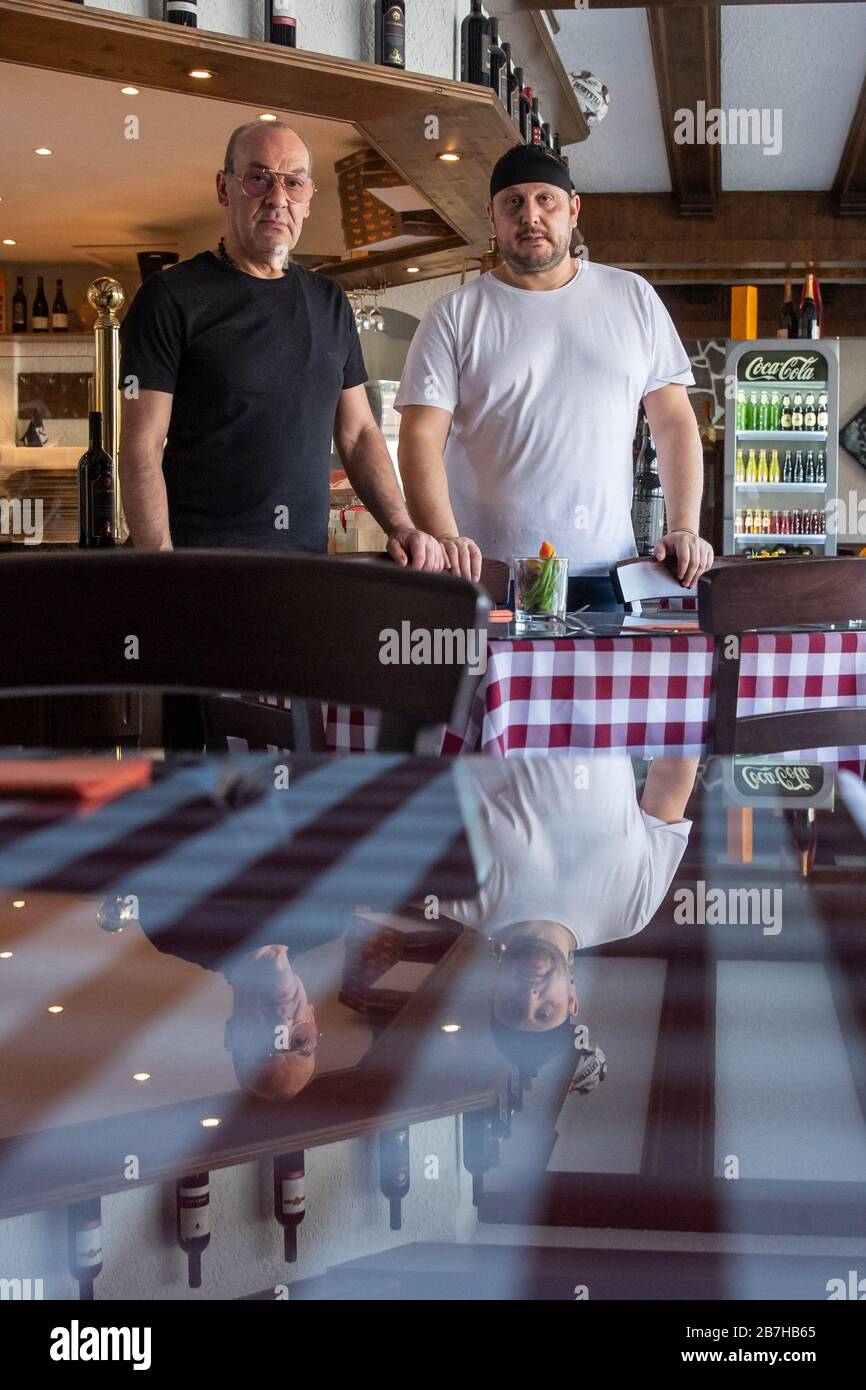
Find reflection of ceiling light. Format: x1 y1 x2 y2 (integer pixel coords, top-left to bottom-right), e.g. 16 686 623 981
441 1023 461 1033
259 113 277 122
47 1004 64 1014
188 68 216 80
436 152 461 163
406 266 420 274
0 951 13 960
2 238 15 246
34 148 52 156
200 1116 220 1128
12 899 26 908
132 1072 151 1082
121 86 139 95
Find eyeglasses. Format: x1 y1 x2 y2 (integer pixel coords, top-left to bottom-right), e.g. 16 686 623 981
230 167 316 204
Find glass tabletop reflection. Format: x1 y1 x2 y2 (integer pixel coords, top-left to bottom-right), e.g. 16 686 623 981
1 747 865 1267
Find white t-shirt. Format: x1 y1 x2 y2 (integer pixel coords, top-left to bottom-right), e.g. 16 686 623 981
394 262 695 576
438 756 691 950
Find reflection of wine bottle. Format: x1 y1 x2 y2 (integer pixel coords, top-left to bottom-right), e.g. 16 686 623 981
68 1198 103 1300
273 1152 306 1262
462 1108 499 1205
78 410 115 548
379 1129 410 1231
787 807 818 877
176 1173 210 1288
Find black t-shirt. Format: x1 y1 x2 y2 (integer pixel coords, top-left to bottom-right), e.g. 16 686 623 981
119 252 368 550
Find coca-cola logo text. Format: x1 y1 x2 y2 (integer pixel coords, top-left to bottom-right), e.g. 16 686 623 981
741 354 822 383
737 764 819 794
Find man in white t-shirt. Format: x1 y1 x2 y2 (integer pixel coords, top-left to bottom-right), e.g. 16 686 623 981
395 145 714 608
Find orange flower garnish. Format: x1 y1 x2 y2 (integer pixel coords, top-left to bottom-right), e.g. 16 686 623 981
539 541 556 559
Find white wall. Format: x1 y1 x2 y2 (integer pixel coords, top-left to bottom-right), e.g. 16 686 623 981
90 0 461 77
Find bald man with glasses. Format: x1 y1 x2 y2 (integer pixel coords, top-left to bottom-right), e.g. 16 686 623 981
119 120 444 568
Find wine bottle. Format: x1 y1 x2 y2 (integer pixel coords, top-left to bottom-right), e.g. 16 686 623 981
78 410 115 548
379 1128 410 1231
529 94 543 146
273 1152 306 1262
489 18 506 107
632 413 666 555
12 276 26 333
798 272 820 339
68 1198 103 1300
803 265 824 337
31 275 49 333
777 275 797 339
514 66 529 140
52 277 68 332
267 1 297 47
375 1 405 68
502 40 516 122
164 0 197 26
460 0 491 87
541 121 553 151
176 1173 210 1288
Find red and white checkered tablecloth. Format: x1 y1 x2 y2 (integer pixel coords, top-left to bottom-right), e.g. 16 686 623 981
325 631 866 766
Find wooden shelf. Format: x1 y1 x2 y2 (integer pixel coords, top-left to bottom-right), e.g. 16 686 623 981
0 0 527 283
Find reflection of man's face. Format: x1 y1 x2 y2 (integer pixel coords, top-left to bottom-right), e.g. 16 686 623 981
226 945 318 1099
492 923 578 1032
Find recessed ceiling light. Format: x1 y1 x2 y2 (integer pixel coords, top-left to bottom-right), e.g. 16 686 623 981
121 86 140 96
441 1023 461 1033
187 68 216 80
406 266 420 274
12 899 26 908
436 152 461 163
200 1116 221 1128
47 1004 64 1014
259 113 277 122
0 951 13 960
34 148 52 157
2 238 15 246
132 1071 151 1082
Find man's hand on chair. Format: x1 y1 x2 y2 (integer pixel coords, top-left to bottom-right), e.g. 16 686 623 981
654 531 714 589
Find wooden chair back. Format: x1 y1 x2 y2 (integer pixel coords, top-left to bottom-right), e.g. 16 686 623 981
698 556 866 755
0 551 490 754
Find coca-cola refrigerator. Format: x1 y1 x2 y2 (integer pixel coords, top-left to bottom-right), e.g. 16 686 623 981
723 338 839 557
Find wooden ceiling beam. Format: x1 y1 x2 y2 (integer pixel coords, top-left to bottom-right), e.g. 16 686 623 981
578 192 866 268
832 69 866 217
646 4 721 218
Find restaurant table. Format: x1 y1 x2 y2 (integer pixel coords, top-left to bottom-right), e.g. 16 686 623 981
326 619 866 767
2 747 866 1298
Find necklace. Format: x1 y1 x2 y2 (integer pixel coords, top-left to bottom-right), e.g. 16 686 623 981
216 236 238 270
216 236 289 275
